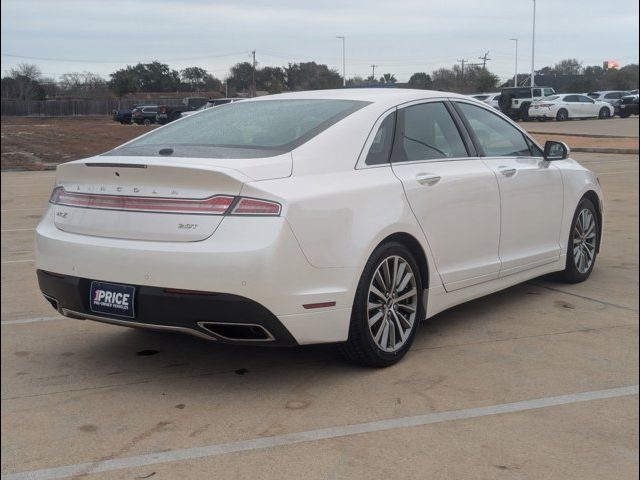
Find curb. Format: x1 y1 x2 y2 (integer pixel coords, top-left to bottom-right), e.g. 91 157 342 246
571 147 639 154
528 131 639 139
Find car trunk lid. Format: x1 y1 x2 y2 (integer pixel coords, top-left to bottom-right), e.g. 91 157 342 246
51 155 290 242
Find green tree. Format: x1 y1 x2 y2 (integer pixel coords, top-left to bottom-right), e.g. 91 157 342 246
431 67 457 91
466 66 499 93
257 66 286 93
180 66 209 91
553 58 583 75
378 73 397 84
346 76 366 86
227 62 254 93
108 68 138 96
408 72 433 89
285 62 342 91
109 61 180 94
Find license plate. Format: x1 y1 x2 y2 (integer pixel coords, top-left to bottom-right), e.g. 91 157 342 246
90 281 136 318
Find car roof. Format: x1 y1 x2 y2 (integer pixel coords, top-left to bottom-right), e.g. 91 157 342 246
249 88 471 109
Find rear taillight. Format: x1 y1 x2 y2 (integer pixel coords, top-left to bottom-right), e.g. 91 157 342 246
230 197 281 216
49 187 281 216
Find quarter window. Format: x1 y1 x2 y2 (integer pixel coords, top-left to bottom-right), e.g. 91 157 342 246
365 112 396 165
392 102 468 162
456 102 532 157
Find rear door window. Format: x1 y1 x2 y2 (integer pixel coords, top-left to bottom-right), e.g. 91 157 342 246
392 102 469 163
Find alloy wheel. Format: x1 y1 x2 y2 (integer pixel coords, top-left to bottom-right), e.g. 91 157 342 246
367 255 418 353
573 208 597 274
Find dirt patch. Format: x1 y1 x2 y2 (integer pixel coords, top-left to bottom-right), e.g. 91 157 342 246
1 116 158 171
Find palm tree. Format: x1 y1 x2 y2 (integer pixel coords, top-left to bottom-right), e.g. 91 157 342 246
379 73 397 84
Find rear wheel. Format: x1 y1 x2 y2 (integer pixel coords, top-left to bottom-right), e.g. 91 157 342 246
557 198 598 283
556 108 569 121
598 107 610 119
340 242 423 367
143 118 152 126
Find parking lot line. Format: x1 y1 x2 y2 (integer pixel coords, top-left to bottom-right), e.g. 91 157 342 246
2 385 637 480
1 316 63 326
0 259 34 264
0 228 35 233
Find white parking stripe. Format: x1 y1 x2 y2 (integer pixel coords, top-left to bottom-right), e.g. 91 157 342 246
0 228 35 233
1 316 63 325
596 170 640 175
2 385 637 480
0 207 46 212
0 259 34 264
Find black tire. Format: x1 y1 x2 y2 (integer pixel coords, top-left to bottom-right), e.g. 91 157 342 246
619 111 631 118
557 198 599 283
519 102 531 121
340 242 424 367
143 118 152 126
498 93 513 114
556 108 569 121
598 107 610 119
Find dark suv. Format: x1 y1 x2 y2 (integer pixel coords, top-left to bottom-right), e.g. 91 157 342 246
131 105 158 125
618 92 639 118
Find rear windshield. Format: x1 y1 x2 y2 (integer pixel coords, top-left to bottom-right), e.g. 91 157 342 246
541 95 559 101
105 99 369 159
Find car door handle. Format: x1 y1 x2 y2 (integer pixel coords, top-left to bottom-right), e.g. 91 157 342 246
499 167 517 178
416 173 441 186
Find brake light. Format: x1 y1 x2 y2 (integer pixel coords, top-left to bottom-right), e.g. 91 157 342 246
49 187 281 216
230 197 281 216
50 187 234 215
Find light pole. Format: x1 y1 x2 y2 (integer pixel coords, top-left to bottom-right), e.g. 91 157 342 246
510 38 518 86
531 0 536 87
336 35 346 86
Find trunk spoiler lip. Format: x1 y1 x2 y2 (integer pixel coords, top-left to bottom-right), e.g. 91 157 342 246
85 163 147 168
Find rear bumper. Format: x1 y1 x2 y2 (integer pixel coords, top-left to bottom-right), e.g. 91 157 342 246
37 270 298 346
35 208 356 344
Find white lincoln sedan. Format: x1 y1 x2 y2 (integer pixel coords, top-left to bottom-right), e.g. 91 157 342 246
36 89 603 367
528 93 614 121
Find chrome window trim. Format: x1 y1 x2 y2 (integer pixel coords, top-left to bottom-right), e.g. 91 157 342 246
355 106 397 170
391 97 477 166
356 97 456 169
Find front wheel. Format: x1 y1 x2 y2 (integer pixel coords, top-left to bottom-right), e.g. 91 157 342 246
340 242 423 367
598 107 610 119
557 198 599 283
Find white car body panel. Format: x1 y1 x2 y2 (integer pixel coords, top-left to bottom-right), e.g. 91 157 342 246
35 89 604 345
529 94 614 119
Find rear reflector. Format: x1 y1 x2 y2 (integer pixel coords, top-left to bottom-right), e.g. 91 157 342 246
50 187 234 215
163 288 215 296
303 301 337 309
50 187 281 216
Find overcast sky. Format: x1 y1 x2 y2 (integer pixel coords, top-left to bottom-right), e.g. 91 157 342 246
1 0 638 83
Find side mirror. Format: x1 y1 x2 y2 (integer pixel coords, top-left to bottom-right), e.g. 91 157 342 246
544 140 570 161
